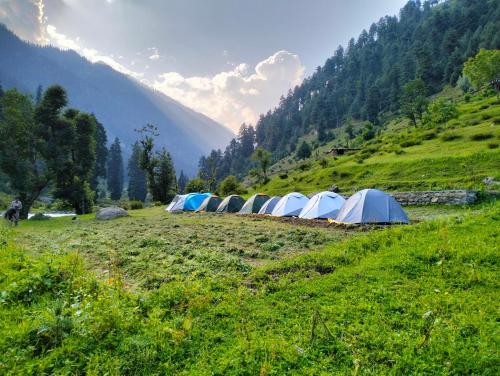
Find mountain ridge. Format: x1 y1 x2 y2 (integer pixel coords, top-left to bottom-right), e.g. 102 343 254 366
0 24 234 175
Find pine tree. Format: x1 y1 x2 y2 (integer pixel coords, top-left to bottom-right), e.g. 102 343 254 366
127 141 147 201
107 137 124 200
136 124 177 203
296 141 311 160
177 170 188 194
90 116 108 198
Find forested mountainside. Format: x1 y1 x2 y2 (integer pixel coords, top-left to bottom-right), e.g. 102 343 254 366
0 25 233 175
198 0 500 182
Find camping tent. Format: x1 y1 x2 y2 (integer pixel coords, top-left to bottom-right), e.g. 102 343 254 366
184 192 211 211
271 192 309 217
196 195 223 212
238 194 270 214
335 189 409 224
166 194 187 212
216 195 245 213
299 191 346 219
257 196 281 214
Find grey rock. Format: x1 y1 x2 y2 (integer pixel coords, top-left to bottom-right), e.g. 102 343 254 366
483 176 497 186
390 190 478 206
96 207 129 220
328 184 340 193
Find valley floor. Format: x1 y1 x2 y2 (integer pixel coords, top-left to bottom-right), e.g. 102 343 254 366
0 202 498 374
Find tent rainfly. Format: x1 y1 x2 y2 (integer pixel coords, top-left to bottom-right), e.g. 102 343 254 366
238 194 270 214
299 191 346 219
216 195 246 213
271 192 309 217
258 196 282 214
183 192 211 211
335 189 409 224
166 194 187 212
196 195 223 212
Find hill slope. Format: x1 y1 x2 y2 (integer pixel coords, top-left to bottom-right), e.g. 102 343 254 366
249 91 500 195
0 25 233 175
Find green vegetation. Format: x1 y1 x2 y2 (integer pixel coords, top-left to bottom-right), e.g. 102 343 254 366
1 201 498 374
249 94 500 195
107 137 124 201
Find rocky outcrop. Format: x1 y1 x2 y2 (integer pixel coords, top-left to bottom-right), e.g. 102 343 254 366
390 190 478 205
95 207 129 220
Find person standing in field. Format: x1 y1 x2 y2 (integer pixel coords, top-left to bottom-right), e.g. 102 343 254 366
9 197 22 226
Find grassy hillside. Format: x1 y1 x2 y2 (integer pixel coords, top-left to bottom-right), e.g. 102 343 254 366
248 92 500 196
0 202 498 374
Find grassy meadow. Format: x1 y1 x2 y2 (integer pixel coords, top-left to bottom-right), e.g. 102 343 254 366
1 201 498 374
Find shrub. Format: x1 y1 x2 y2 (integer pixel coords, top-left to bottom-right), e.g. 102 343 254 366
423 98 458 125
464 93 471 102
421 130 437 140
129 200 144 210
400 138 422 148
217 175 245 196
493 118 500 125
29 213 51 221
441 132 461 142
319 158 329 168
279 173 288 179
470 133 494 141
185 178 206 193
298 162 311 171
481 113 492 120
487 142 499 149
467 119 481 126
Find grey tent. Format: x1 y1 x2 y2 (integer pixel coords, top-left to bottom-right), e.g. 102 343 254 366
257 196 281 214
238 194 270 214
216 195 246 213
196 195 222 212
335 189 409 224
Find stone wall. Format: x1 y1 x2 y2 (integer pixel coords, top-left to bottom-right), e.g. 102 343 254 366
389 190 478 206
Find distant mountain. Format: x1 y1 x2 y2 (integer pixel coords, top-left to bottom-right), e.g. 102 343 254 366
0 24 233 175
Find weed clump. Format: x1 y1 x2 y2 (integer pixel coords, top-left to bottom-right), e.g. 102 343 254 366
470 132 493 141
441 132 461 142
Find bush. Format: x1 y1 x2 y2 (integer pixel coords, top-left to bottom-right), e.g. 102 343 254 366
279 173 288 179
217 175 245 196
487 142 499 149
185 178 206 193
481 113 492 120
493 118 500 125
441 132 462 142
400 138 422 148
421 130 437 140
467 119 481 126
129 200 144 210
423 98 459 126
298 162 311 171
319 158 329 168
470 133 494 141
29 213 51 221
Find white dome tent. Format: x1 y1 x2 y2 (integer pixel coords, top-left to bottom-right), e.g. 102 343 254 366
335 189 409 224
299 191 346 219
271 192 309 217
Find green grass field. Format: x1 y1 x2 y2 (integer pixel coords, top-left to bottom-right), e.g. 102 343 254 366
249 94 500 196
1 201 498 374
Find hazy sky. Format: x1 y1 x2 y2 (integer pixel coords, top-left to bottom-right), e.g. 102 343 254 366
1 0 407 131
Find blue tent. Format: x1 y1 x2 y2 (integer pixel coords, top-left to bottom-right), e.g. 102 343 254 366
335 189 409 224
183 193 211 211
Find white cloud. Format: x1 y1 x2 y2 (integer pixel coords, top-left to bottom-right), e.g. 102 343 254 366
0 0 48 43
148 47 160 60
153 50 305 131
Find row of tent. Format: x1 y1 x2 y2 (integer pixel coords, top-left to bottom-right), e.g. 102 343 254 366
165 189 409 224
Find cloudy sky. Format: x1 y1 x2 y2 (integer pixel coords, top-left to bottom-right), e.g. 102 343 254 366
1 0 406 132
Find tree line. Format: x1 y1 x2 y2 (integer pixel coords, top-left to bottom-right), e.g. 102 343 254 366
0 85 178 217
195 0 500 186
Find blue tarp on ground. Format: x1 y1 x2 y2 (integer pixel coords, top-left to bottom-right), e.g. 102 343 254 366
183 193 212 211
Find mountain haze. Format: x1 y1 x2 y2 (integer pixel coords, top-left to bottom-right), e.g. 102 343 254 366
0 25 233 175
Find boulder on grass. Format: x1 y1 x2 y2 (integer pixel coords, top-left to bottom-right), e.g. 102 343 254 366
96 207 129 220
